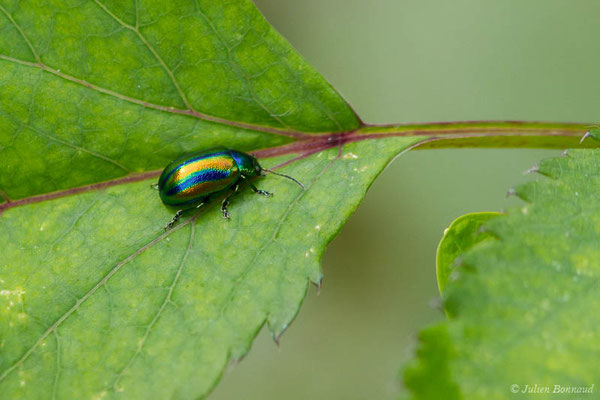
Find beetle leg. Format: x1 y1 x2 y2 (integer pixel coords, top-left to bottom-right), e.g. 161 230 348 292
164 200 205 231
164 210 183 231
221 185 239 219
247 181 272 197
150 183 159 190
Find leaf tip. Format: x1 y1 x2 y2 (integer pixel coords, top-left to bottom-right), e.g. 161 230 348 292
272 326 287 347
311 277 323 296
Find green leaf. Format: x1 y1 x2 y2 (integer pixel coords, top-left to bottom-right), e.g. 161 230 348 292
436 212 498 294
0 137 421 398
0 0 360 201
402 325 460 400
404 149 600 399
0 1 407 398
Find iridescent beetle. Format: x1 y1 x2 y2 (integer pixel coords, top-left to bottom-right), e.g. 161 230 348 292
157 148 304 229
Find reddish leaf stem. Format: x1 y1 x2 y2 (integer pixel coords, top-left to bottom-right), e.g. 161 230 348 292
0 120 593 214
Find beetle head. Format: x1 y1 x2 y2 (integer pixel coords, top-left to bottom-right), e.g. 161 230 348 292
252 157 264 176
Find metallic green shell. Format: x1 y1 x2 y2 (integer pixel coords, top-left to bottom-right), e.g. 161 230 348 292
158 148 261 206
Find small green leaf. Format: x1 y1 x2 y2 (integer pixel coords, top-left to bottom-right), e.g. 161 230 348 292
436 212 498 294
405 149 600 399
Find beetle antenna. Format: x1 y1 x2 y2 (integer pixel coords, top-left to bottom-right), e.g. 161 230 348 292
262 168 305 189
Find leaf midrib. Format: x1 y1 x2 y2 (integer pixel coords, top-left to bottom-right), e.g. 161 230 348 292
0 120 593 214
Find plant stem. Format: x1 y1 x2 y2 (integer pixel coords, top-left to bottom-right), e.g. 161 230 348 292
254 120 595 159
2 120 595 213
353 120 594 149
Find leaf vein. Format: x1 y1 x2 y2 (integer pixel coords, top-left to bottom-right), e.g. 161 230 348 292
193 1 292 130
0 215 194 383
51 329 61 400
0 3 41 63
25 123 131 173
91 0 193 110
190 154 338 348
19 195 104 292
0 54 305 138
0 188 10 202
108 222 196 392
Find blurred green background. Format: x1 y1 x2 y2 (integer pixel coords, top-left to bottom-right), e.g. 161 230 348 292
212 1 600 399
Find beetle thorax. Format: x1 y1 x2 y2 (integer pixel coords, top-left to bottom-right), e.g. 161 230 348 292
228 150 262 177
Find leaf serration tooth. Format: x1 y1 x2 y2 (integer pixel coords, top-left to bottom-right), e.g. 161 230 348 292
524 164 539 175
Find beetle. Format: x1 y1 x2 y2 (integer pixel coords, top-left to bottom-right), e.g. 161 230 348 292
157 148 304 230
